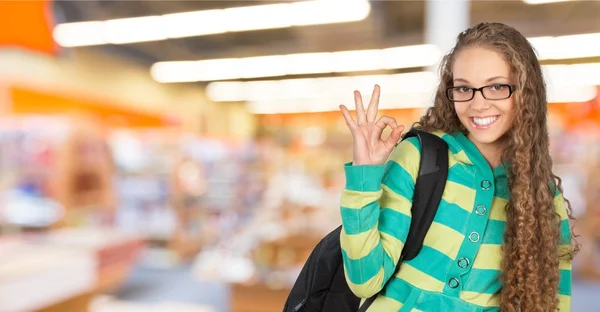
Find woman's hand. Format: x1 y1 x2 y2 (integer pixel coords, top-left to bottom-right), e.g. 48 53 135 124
340 85 405 166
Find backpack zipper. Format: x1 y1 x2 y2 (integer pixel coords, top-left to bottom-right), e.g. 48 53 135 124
293 298 307 311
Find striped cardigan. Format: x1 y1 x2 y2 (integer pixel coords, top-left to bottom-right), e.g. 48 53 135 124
340 131 572 311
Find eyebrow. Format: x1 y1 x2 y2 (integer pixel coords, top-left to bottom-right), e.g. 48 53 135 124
453 76 509 84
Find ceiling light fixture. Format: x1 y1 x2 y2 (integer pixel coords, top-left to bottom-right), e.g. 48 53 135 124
205 63 600 113
52 0 371 47
150 33 600 83
522 0 576 4
150 45 442 83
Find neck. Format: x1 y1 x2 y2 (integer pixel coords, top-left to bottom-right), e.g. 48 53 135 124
468 134 507 168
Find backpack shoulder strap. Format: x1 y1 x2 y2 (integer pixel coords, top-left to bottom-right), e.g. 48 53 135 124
401 129 449 260
358 129 448 312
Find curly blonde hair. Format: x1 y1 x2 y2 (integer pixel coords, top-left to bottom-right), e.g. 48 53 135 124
414 22 578 312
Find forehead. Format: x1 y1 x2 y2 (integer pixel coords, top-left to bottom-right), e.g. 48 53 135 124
452 47 511 83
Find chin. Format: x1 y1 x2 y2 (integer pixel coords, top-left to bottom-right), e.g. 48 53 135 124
468 132 506 145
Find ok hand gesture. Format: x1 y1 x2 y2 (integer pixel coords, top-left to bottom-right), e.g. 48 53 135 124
340 85 405 166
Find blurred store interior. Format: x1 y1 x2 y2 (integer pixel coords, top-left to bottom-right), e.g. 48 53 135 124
0 0 599 311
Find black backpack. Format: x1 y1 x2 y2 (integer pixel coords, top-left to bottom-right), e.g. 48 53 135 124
283 129 449 312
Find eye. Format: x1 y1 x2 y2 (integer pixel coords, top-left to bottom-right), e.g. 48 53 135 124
489 84 506 91
455 86 471 93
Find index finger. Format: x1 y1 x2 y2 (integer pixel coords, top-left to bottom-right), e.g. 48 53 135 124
339 105 358 131
366 84 380 123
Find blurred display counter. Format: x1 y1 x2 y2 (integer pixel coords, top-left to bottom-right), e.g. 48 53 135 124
254 234 320 271
226 234 322 312
192 230 322 312
230 282 290 312
0 228 143 312
0 237 96 312
41 228 144 293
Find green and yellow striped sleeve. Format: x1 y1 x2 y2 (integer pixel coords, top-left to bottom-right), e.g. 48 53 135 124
340 137 422 298
554 192 573 311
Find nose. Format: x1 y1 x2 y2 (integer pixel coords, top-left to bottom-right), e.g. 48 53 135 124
470 90 490 112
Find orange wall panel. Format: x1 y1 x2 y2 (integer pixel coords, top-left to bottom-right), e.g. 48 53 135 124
0 1 57 55
257 108 424 127
9 86 176 128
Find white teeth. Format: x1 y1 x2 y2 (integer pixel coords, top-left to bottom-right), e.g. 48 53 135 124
472 116 498 126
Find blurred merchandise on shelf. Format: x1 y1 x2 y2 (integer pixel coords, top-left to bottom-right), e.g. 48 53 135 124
548 91 600 280
0 114 115 232
110 128 262 267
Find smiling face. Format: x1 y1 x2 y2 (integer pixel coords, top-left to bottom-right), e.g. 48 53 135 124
452 46 515 152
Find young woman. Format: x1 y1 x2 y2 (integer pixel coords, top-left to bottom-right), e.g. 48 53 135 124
338 22 577 312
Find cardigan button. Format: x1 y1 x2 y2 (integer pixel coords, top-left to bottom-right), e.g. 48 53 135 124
457 257 470 269
448 278 460 288
469 232 480 243
481 180 492 190
476 205 487 216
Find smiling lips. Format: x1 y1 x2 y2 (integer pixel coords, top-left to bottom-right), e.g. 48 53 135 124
470 115 499 129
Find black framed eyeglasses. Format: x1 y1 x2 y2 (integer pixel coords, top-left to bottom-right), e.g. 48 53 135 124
446 84 516 102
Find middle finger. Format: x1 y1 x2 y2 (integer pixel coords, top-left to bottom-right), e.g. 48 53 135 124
366 85 380 123
354 90 367 125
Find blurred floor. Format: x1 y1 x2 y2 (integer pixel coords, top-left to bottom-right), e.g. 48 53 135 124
110 264 600 312
111 263 229 312
90 296 215 312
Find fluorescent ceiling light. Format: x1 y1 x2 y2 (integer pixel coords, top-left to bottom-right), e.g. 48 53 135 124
542 63 600 87
522 0 576 4
150 33 600 83
150 45 442 82
547 86 597 104
206 63 600 113
206 72 439 112
53 0 371 47
528 33 600 60
206 72 438 102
